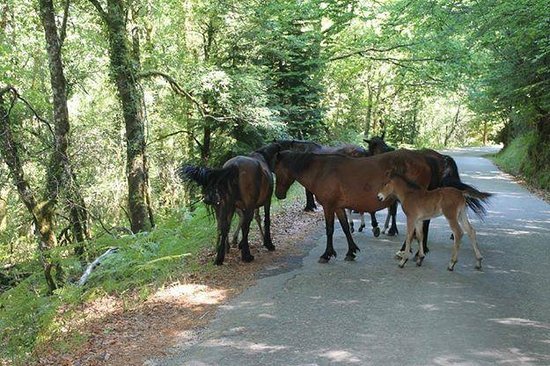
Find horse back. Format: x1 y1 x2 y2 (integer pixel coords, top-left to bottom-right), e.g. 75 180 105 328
224 156 273 210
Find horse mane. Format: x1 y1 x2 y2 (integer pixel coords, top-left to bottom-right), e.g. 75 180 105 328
332 144 370 157
390 172 422 190
254 143 281 170
277 151 315 175
275 139 323 152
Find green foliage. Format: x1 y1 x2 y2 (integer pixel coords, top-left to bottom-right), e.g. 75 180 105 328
494 132 550 190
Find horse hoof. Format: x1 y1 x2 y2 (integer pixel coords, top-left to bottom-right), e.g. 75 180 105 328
344 255 355 261
214 260 224 266
359 225 365 233
265 243 276 251
318 257 329 264
475 259 483 271
373 227 380 237
398 263 405 268
242 254 254 263
350 226 355 233
447 266 454 271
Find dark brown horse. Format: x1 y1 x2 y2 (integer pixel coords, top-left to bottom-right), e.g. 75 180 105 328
274 149 437 263
180 143 280 265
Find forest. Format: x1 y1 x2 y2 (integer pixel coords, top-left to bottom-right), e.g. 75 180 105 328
1 0 549 363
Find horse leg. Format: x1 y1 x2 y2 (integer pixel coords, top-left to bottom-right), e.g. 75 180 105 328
239 209 255 263
214 206 234 265
382 209 391 234
336 208 360 261
368 212 378 236
414 221 426 266
231 209 244 249
319 209 337 263
399 218 415 268
347 208 355 233
262 202 275 251
447 216 463 271
415 219 430 258
255 208 264 240
387 202 399 236
459 209 483 270
304 189 317 212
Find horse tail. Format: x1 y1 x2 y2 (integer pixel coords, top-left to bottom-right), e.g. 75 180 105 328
460 185 493 220
178 164 241 204
178 165 211 188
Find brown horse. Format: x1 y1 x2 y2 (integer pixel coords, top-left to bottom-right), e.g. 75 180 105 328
274 149 437 263
275 140 369 210
275 140 386 237
180 143 280 265
377 174 491 270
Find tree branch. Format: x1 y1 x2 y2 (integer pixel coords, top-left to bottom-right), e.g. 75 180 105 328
138 70 207 116
87 0 107 21
147 129 202 150
59 0 70 47
0 86 54 136
329 43 418 62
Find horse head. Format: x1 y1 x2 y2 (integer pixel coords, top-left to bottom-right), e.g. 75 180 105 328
363 136 394 156
273 151 298 199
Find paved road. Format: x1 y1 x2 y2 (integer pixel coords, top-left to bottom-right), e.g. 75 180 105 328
151 147 550 366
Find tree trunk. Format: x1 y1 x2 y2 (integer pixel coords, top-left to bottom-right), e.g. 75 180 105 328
91 0 153 233
444 104 461 147
38 0 90 260
0 90 59 293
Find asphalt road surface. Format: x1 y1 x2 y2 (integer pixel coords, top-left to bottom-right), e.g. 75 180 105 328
150 146 550 366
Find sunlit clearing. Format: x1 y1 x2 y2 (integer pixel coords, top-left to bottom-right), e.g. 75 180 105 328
153 283 227 305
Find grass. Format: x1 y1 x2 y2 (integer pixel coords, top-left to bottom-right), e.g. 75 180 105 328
0 183 304 365
492 132 550 191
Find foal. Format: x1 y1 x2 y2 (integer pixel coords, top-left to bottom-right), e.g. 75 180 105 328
377 174 491 271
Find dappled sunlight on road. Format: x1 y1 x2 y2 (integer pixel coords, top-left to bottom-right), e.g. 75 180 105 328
489 318 550 330
203 338 288 353
152 283 227 305
319 349 362 363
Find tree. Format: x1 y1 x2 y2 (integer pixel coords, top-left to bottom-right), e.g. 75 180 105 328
87 0 154 233
38 0 90 260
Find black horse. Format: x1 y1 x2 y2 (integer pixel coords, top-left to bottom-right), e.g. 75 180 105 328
180 143 280 265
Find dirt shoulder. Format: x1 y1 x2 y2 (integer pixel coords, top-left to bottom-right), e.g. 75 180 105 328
36 200 323 366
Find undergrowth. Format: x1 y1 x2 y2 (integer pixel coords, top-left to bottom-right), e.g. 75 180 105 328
493 132 550 191
0 185 302 365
